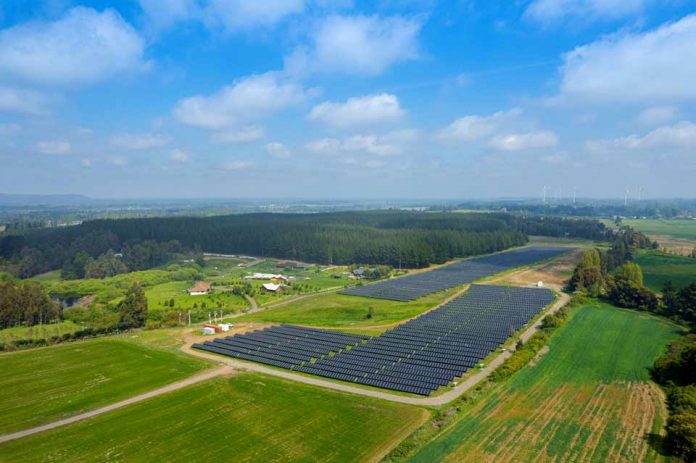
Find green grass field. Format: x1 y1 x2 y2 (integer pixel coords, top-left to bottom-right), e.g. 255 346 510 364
0 373 426 462
0 321 81 343
0 339 207 434
619 219 696 240
634 250 696 291
408 303 681 463
236 286 461 328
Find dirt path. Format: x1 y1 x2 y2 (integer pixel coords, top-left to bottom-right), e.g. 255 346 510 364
244 294 259 312
0 366 232 445
182 292 571 407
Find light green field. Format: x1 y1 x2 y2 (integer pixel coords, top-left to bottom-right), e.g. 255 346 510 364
0 339 207 434
0 321 81 343
144 280 249 312
620 219 696 240
237 286 462 329
0 373 426 463
408 303 681 463
634 250 696 291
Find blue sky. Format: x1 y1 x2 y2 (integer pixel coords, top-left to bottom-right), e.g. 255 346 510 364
1 0 695 199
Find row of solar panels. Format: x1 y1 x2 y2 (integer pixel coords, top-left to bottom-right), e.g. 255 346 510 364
193 284 555 396
338 246 569 301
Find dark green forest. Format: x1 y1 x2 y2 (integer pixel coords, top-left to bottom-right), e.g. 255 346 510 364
0 211 609 277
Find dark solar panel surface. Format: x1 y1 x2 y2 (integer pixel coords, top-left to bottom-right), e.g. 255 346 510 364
338 246 569 301
193 284 555 396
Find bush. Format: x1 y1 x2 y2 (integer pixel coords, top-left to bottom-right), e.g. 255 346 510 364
665 412 696 461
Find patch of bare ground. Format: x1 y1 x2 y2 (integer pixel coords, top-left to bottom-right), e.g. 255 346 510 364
653 235 696 256
483 248 583 290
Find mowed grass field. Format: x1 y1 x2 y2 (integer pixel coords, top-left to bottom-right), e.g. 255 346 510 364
0 339 206 435
237 286 462 329
408 303 681 463
0 320 81 343
634 250 696 291
0 373 427 463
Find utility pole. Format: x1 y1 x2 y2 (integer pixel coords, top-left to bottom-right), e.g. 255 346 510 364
543 185 547 205
573 187 577 205
188 310 191 326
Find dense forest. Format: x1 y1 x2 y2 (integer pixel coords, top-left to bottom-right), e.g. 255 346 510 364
0 211 609 278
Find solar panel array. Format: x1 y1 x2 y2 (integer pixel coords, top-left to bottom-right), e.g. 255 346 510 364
193 284 555 396
192 325 369 370
339 246 569 301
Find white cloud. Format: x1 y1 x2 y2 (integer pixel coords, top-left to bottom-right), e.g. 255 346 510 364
110 156 129 166
0 7 146 86
81 158 93 167
437 108 522 142
286 15 422 76
173 72 310 130
308 93 404 129
110 133 170 150
265 142 291 158
587 121 696 151
221 160 254 170
0 86 50 114
306 130 416 157
170 148 191 162
139 0 309 32
35 141 71 155
559 14 696 103
635 105 679 126
211 126 265 143
487 131 558 151
525 0 653 24
206 0 306 31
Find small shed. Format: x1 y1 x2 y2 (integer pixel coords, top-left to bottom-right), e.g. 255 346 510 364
262 283 283 292
201 326 216 335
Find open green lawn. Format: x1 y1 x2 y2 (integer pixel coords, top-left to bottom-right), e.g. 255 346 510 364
408 303 681 463
634 250 696 291
0 339 207 434
237 286 462 328
144 280 250 312
0 321 81 343
620 219 696 240
0 373 426 463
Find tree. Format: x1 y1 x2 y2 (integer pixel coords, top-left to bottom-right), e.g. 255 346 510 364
366 306 375 319
85 251 128 279
662 280 679 315
665 412 696 461
118 283 148 329
620 262 644 287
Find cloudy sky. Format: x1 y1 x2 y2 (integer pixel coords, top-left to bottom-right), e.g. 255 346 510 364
1 0 695 199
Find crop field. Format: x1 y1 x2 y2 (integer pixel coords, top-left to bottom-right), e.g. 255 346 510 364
0 373 427 462
0 339 206 435
619 219 696 240
236 286 462 329
408 303 680 463
634 250 696 291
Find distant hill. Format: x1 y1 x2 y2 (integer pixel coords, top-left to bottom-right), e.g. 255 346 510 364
0 194 98 207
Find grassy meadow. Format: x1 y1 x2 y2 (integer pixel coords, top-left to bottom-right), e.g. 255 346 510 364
407 303 681 463
620 219 696 241
0 339 207 434
0 373 427 463
634 250 696 291
0 320 81 344
237 286 463 329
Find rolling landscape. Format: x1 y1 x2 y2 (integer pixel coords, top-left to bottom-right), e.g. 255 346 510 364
1 1 696 462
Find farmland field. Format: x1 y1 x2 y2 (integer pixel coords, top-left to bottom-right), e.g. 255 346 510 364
0 339 206 434
407 303 681 463
619 219 696 240
0 373 427 463
236 286 462 329
634 250 696 291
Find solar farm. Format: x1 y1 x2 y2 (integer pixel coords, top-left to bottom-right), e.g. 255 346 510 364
338 246 569 301
193 284 555 396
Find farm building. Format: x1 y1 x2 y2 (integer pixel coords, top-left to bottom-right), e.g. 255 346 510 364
244 273 289 281
262 283 284 292
188 281 212 295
